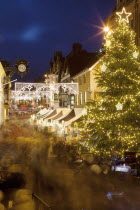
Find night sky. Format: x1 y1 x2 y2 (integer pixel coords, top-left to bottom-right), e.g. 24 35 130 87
0 0 115 82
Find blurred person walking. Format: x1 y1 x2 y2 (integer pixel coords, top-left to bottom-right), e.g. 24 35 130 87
12 189 35 210
0 191 5 210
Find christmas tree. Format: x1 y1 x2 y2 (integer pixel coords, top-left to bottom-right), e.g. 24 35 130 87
78 8 140 157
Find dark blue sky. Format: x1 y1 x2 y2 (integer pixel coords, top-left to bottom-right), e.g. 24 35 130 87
0 0 115 81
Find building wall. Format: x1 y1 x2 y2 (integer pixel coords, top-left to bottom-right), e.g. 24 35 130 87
73 61 101 108
0 62 6 126
47 44 99 108
74 71 91 107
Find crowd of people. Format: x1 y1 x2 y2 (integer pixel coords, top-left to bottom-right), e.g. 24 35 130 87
0 189 35 210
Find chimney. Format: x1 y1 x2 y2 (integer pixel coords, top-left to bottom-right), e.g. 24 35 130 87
54 51 62 61
72 43 82 54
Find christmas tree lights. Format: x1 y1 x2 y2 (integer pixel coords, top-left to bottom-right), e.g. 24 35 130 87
77 8 140 158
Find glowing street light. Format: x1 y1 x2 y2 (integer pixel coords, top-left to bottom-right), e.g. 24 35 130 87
104 26 109 32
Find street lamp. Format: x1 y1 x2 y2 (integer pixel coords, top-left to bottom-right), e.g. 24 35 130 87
2 59 30 119
2 59 29 78
104 26 109 32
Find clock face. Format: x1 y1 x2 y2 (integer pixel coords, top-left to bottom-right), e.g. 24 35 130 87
18 64 26 72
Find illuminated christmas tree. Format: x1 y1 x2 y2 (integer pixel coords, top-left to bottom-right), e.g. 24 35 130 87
78 8 140 157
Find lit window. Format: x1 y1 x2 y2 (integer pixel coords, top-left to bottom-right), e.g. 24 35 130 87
51 93 54 100
84 92 87 103
79 77 82 85
80 93 82 105
77 94 78 105
83 74 86 83
116 0 121 8
130 18 133 29
71 95 75 105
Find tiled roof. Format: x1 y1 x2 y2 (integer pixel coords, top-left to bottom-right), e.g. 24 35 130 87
66 52 100 77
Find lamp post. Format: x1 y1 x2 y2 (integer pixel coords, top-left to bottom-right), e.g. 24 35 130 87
2 59 29 120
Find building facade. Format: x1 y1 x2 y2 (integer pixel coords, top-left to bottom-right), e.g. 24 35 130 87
47 43 99 108
0 62 6 126
73 59 101 108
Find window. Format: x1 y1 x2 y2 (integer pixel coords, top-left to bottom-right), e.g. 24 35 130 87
117 0 120 8
54 94 59 101
130 18 134 29
80 93 82 105
77 94 78 106
117 0 123 8
50 92 54 100
84 92 87 103
83 74 86 83
139 14 140 37
70 95 75 105
79 77 82 85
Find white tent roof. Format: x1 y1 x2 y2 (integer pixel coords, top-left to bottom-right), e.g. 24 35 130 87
54 108 71 122
64 111 83 126
37 108 49 115
44 108 63 122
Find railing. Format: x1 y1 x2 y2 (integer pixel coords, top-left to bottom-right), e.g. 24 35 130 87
32 193 54 210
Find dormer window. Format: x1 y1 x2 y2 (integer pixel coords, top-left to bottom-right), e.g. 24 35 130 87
130 17 134 29
116 0 123 8
116 0 120 8
65 67 69 76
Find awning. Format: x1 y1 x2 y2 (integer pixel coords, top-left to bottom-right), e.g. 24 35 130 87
43 109 57 119
65 112 83 126
37 109 50 118
51 111 63 120
39 110 52 119
54 109 71 122
59 109 75 122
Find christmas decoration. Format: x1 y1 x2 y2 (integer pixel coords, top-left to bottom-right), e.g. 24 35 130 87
82 108 87 116
116 7 131 23
101 64 107 72
133 51 139 59
77 8 140 158
11 82 78 101
116 102 123 111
